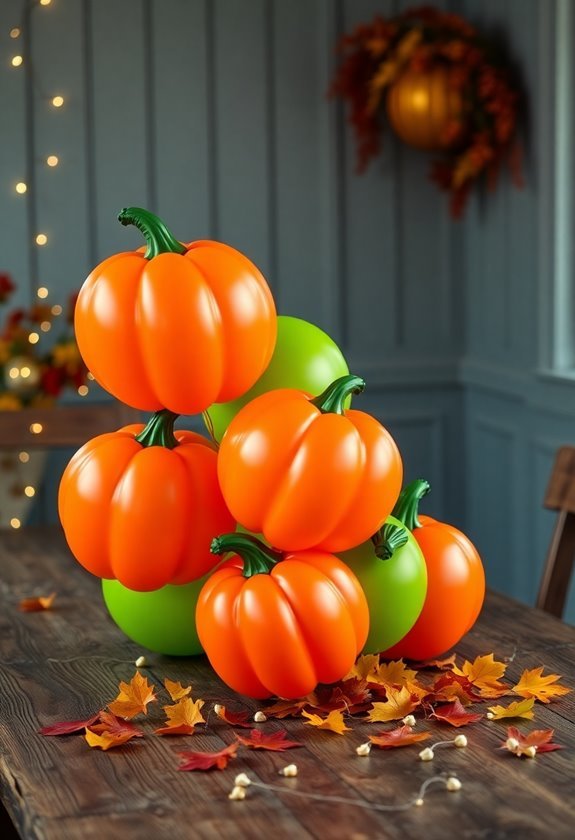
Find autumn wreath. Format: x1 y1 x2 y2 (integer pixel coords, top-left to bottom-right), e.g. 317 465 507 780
330 5 524 217
0 272 88 410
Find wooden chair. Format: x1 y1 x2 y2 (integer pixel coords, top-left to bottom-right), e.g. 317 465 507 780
0 402 140 449
536 445 575 618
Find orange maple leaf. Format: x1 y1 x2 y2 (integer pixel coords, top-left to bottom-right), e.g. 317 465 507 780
107 671 157 719
487 698 535 721
369 725 431 749
89 712 144 738
371 660 418 688
155 697 205 736
19 592 56 612
453 653 508 695
367 686 418 723
301 709 350 735
164 678 192 702
345 654 380 682
84 727 140 751
512 668 571 704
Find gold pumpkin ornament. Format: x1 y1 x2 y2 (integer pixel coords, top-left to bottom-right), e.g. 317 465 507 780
386 66 463 152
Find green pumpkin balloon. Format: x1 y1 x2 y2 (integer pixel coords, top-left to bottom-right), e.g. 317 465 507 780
203 315 349 443
102 577 206 656
338 485 428 654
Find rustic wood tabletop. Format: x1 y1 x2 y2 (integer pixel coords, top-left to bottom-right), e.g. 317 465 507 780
1 528 574 840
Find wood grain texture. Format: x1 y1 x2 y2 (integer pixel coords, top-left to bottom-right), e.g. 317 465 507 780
0 529 574 839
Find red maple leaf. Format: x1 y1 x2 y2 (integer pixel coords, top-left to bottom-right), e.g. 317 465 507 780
39 713 100 736
428 672 483 704
369 725 432 750
431 699 483 727
177 742 239 772
235 729 303 751
313 679 373 715
215 705 252 728
89 712 144 738
501 726 564 757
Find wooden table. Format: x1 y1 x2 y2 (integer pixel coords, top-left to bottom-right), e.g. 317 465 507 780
1 529 574 839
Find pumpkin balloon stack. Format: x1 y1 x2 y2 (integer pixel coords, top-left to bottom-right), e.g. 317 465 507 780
59 205 485 693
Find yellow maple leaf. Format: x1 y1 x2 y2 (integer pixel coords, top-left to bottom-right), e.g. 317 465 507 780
345 654 380 682
164 678 192 702
107 671 157 719
155 698 205 735
512 668 571 704
367 686 418 723
301 709 350 735
487 697 535 721
453 653 507 692
372 660 418 688
84 728 139 751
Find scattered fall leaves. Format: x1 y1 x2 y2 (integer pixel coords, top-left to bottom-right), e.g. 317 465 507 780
369 725 431 750
107 671 157 719
155 698 205 736
19 592 56 612
512 667 571 704
368 686 418 723
301 709 350 735
487 698 535 721
177 743 239 772
431 699 483 727
39 713 100 736
453 654 509 697
164 679 192 702
89 712 144 739
215 705 253 728
85 727 141 751
235 729 303 751
500 726 564 757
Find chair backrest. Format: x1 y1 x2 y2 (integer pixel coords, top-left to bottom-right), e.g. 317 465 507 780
536 445 575 618
0 402 141 449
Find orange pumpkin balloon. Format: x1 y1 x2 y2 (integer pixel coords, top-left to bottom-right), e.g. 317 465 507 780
217 374 403 552
196 533 369 699
58 410 235 591
386 66 463 151
74 207 277 415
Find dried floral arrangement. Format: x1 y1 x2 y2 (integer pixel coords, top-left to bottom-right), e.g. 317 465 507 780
0 273 88 410
330 5 524 217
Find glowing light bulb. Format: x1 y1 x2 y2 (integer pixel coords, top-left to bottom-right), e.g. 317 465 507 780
51 95 64 108
19 452 30 463
40 0 52 6
10 518 21 529
51 304 62 315
40 320 51 332
37 286 49 299
28 332 40 344
11 55 23 67
24 486 35 498
36 234 48 246
30 423 43 435
20 366 31 378
8 367 19 380
77 385 89 397
46 155 59 167
15 182 27 194
10 28 21 38
87 372 95 381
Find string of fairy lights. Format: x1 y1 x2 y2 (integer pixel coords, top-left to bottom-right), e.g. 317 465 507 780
4 0 92 530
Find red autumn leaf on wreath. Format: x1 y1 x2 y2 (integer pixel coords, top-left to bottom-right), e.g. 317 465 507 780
214 704 252 728
177 742 239 772
369 725 432 750
19 593 56 612
39 713 100 736
235 729 303 751
89 712 144 738
500 726 564 757
431 698 483 727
